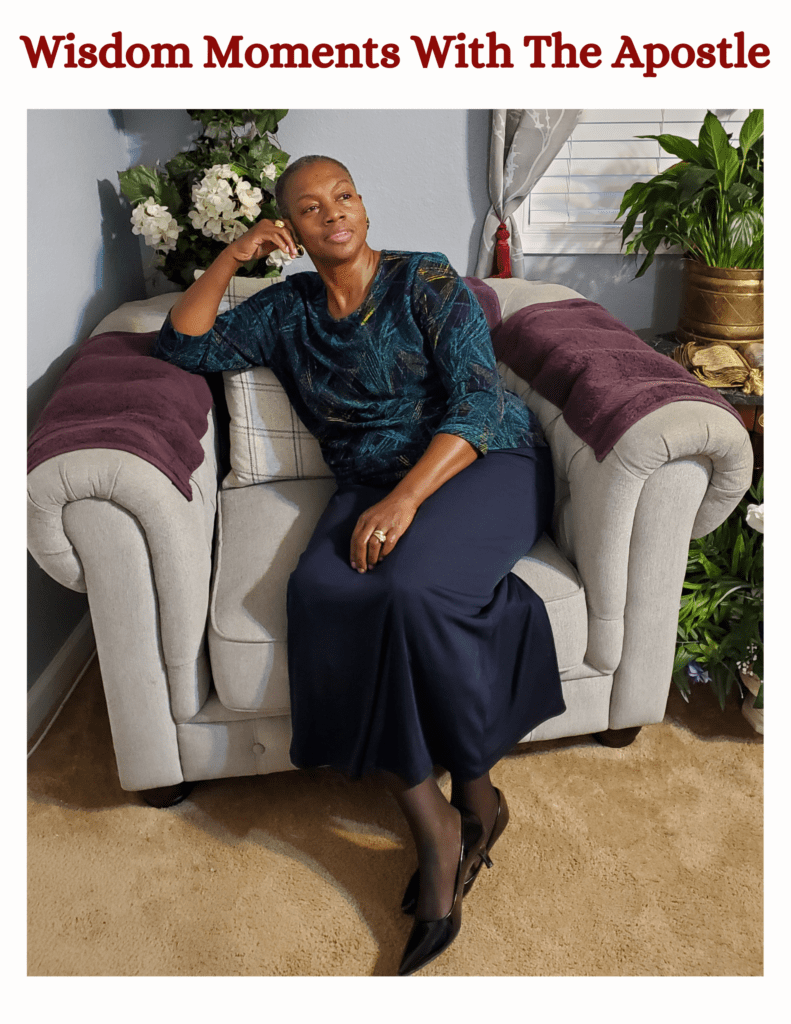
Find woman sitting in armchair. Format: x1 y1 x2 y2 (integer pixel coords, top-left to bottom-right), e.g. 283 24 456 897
153 155 565 975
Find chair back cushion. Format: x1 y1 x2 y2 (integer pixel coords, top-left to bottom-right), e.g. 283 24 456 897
89 294 181 336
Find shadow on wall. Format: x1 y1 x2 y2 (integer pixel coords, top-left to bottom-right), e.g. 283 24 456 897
649 256 684 330
111 109 200 167
95 176 147 300
28 178 145 435
27 552 88 687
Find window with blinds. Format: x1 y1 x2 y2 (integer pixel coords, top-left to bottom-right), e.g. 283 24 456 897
518 109 750 254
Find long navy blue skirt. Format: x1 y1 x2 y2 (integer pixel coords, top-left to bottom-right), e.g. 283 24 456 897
286 446 565 787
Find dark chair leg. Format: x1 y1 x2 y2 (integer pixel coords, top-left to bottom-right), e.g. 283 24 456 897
593 726 642 748
138 782 195 808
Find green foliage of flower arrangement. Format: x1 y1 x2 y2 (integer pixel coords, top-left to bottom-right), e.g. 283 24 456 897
673 475 763 710
118 110 289 286
618 109 764 278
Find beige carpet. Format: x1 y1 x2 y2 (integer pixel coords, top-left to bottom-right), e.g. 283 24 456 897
28 658 763 977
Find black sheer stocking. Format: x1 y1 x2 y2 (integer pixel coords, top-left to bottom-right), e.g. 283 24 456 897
385 772 461 921
451 771 499 848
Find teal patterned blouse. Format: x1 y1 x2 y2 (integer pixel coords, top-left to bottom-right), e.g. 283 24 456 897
153 250 546 487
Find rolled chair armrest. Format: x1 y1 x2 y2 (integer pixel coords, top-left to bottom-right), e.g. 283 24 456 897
29 291 219 789
500 364 753 727
27 415 218 744
500 367 753 557
27 414 217 592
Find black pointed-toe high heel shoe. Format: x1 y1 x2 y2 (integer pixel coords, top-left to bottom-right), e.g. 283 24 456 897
401 788 510 916
397 810 486 977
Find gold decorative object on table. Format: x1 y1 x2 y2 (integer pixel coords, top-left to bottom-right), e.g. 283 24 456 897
672 341 763 396
675 264 764 348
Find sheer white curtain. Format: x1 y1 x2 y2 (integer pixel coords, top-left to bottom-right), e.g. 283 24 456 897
475 109 582 278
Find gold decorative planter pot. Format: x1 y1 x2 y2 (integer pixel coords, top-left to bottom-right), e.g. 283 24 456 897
676 262 763 347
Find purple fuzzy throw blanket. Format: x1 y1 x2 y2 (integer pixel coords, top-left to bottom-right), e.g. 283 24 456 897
463 277 502 331
28 332 214 500
490 297 742 461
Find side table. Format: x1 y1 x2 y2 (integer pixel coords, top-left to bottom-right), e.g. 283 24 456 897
644 333 763 478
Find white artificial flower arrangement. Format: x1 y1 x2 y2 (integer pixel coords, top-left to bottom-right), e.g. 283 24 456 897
130 200 182 253
119 109 289 287
188 164 264 244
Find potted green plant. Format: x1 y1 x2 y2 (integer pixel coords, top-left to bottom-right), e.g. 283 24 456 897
673 474 763 725
118 109 290 289
618 109 763 346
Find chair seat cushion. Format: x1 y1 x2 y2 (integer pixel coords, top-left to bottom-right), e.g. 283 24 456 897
209 479 588 713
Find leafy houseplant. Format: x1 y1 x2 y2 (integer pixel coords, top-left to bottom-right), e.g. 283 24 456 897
618 109 764 277
673 475 763 711
118 110 289 288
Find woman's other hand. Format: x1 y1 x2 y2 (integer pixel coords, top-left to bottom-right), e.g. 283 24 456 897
350 493 419 572
227 218 300 265
349 434 479 573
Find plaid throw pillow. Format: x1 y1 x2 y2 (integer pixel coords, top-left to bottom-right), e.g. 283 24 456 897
210 272 331 489
222 368 332 488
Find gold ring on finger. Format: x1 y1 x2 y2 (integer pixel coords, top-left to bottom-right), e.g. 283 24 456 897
373 530 387 544
274 219 285 227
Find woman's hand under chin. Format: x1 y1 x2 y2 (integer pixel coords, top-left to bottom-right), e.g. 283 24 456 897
227 218 300 265
349 493 419 573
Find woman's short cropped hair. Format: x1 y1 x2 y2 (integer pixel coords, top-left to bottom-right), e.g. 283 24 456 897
275 155 356 217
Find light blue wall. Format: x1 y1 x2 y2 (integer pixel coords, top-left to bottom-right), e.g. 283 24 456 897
29 112 142 398
517 251 684 335
27 110 172 687
277 109 491 282
27 107 681 689
275 109 683 333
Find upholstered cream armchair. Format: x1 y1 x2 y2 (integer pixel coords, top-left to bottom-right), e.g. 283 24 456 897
27 279 753 806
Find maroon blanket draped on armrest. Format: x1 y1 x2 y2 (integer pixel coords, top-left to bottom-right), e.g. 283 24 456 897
491 298 743 461
28 332 214 501
463 277 502 331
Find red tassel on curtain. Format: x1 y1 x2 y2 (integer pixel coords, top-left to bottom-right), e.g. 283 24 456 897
490 221 512 278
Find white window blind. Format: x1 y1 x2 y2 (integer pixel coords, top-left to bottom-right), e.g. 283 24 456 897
518 109 750 254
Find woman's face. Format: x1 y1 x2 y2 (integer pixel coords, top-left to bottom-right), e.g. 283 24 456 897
282 160 367 262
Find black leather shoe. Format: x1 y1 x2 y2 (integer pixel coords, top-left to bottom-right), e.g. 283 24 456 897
397 811 485 977
401 788 509 915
